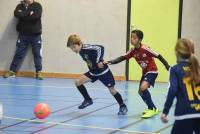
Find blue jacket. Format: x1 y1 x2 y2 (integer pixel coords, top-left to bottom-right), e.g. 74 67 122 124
163 61 200 120
79 44 109 75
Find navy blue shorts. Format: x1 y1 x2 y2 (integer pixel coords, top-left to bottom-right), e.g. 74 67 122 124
171 118 200 134
140 73 158 87
84 70 115 88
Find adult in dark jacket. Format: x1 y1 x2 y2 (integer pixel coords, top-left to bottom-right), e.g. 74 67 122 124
3 0 43 80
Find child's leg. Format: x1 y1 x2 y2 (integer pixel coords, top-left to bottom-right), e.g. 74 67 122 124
108 87 127 115
98 70 127 115
98 70 124 106
75 75 92 101
139 81 156 110
75 73 96 109
108 87 124 106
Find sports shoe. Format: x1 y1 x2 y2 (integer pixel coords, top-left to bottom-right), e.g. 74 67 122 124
142 109 151 114
141 108 160 118
3 71 16 78
118 104 128 115
154 108 160 114
143 108 160 114
78 99 93 109
36 71 43 80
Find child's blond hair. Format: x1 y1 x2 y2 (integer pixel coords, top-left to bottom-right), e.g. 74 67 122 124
67 34 82 47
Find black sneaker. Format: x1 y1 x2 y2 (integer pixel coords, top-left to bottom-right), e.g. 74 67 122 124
78 99 93 109
118 104 128 115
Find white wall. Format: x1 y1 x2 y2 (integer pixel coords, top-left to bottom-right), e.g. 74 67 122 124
182 0 200 60
0 0 128 76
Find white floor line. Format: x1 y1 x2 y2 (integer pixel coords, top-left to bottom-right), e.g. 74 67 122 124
3 116 159 134
0 83 108 91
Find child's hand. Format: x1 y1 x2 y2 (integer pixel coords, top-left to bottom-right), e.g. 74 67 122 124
103 61 111 65
97 62 104 68
160 113 168 123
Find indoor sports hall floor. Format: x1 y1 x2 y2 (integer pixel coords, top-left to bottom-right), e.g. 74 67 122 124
0 77 175 134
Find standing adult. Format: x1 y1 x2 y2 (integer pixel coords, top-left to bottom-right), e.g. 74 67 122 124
3 0 43 80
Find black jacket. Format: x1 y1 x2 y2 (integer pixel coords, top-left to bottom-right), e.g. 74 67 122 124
14 1 42 35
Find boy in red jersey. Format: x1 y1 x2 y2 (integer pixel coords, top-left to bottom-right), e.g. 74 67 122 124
105 29 170 118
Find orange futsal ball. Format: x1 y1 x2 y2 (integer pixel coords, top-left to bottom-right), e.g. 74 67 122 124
34 103 51 119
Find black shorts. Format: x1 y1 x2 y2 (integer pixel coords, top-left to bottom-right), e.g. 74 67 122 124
84 70 115 88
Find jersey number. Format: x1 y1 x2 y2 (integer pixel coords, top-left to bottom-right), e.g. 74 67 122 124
183 77 200 101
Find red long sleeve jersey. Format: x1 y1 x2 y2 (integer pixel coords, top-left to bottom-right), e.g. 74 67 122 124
124 44 159 75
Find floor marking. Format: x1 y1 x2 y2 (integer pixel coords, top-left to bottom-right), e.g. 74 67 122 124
3 116 158 134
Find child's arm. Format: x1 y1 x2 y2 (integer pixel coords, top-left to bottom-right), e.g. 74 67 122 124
89 45 104 69
162 67 178 117
105 48 134 65
157 54 170 70
144 46 170 70
106 56 126 65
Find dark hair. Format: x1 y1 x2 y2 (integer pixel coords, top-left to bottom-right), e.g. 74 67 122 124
131 29 143 40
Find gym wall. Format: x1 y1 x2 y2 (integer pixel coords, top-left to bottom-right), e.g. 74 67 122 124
0 0 128 79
